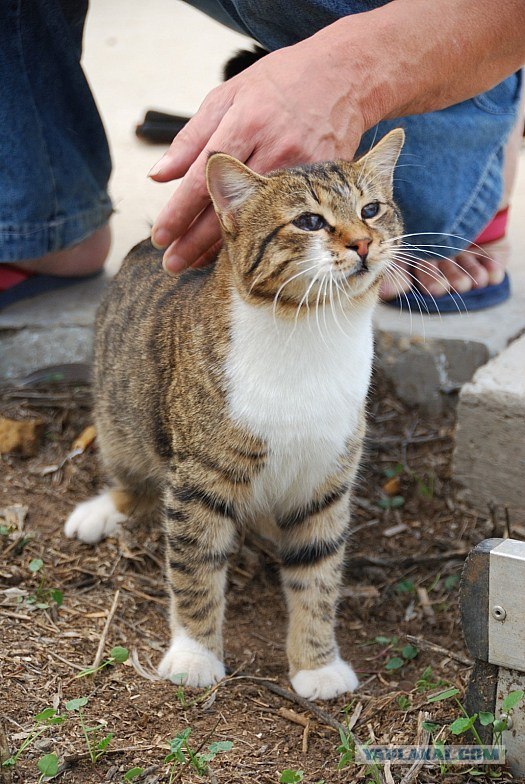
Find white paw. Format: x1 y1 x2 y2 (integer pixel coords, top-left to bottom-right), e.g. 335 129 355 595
158 635 225 688
291 657 359 700
64 493 126 544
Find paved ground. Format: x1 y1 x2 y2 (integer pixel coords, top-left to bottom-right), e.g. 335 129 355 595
1 0 524 510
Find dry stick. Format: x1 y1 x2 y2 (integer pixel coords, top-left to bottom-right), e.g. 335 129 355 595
91 589 120 670
346 548 469 569
0 719 12 784
398 711 431 784
405 634 472 667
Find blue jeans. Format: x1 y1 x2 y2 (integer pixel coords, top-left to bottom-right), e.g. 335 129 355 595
0 0 521 262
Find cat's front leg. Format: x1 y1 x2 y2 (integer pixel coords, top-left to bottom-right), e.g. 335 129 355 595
279 488 358 700
158 474 238 688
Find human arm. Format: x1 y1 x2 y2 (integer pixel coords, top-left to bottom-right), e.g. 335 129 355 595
151 0 525 272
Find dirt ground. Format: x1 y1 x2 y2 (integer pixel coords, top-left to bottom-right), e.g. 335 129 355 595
0 377 520 784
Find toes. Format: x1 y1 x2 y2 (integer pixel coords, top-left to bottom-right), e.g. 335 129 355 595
475 241 507 285
64 493 126 544
436 258 473 293
158 635 225 688
413 260 449 297
291 658 359 700
451 253 490 289
380 261 412 300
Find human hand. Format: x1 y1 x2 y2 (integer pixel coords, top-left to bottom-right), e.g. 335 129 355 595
149 28 370 273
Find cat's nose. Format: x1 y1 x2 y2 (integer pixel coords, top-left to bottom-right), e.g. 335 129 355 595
347 238 371 260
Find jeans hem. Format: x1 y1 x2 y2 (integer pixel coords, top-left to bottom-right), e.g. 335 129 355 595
0 196 113 263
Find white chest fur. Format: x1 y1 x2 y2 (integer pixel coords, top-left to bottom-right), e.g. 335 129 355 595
224 292 374 516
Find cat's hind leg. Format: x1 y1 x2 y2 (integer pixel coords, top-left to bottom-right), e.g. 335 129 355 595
279 486 359 700
64 487 136 544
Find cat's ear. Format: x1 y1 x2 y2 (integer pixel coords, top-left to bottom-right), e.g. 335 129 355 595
206 154 267 233
357 128 405 191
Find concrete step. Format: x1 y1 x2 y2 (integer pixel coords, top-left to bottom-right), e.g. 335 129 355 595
453 333 525 517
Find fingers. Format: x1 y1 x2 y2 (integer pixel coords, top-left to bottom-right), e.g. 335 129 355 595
148 84 235 182
163 205 221 273
151 109 256 250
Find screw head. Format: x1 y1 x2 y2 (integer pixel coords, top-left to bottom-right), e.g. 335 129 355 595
492 605 507 621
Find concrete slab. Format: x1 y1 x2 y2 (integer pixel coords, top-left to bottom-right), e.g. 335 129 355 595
374 156 525 412
453 333 525 516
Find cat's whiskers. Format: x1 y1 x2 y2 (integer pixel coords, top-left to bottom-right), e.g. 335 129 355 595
271 263 319 322
328 271 352 339
388 258 447 319
389 252 468 314
382 231 494 259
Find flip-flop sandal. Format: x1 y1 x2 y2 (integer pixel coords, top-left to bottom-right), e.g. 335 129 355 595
0 263 101 312
384 208 511 314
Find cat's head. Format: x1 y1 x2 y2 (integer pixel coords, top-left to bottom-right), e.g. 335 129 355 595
206 128 404 313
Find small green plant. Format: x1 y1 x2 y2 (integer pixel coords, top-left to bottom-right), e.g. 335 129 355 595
377 494 405 510
37 753 59 782
164 729 232 781
416 665 447 693
425 687 524 748
26 558 63 610
396 695 411 710
372 635 419 672
1 708 65 770
65 697 113 763
280 770 304 783
76 646 129 678
123 767 144 782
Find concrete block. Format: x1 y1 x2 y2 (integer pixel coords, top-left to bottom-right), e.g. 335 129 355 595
453 333 525 516
0 276 108 381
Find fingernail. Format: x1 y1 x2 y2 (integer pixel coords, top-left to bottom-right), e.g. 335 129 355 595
148 157 165 177
163 252 186 274
151 228 171 249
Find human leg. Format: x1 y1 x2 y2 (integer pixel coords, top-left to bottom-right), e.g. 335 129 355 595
0 0 112 277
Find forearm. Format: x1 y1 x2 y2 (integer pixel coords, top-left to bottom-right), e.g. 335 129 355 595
316 0 525 130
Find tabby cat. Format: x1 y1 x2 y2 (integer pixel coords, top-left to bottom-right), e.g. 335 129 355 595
65 128 404 700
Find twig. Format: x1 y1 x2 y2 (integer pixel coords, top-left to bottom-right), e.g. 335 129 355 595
91 589 120 670
242 676 345 734
0 719 12 784
277 707 309 728
302 721 310 754
405 634 472 667
398 711 431 784
347 548 469 569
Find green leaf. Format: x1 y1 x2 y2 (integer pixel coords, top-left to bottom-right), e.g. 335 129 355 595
35 708 57 723
449 715 477 735
479 711 495 726
374 636 391 645
493 718 507 733
65 696 88 711
280 770 304 783
422 721 440 733
204 740 233 760
390 495 405 508
37 753 59 777
501 690 524 712
29 558 44 573
0 525 11 536
124 768 144 782
97 733 113 752
109 646 129 663
385 656 404 671
384 464 404 479
396 579 415 594
401 644 418 660
444 574 460 591
397 696 410 710
49 589 63 607
427 687 460 703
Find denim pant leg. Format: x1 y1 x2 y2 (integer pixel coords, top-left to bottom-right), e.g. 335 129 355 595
190 0 523 254
0 0 112 262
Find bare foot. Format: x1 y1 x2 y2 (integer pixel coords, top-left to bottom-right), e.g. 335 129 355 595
10 224 111 277
380 239 507 301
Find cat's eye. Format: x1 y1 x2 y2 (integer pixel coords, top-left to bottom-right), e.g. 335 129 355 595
361 202 380 220
293 212 327 232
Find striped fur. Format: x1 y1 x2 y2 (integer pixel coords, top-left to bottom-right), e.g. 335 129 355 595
65 129 405 699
